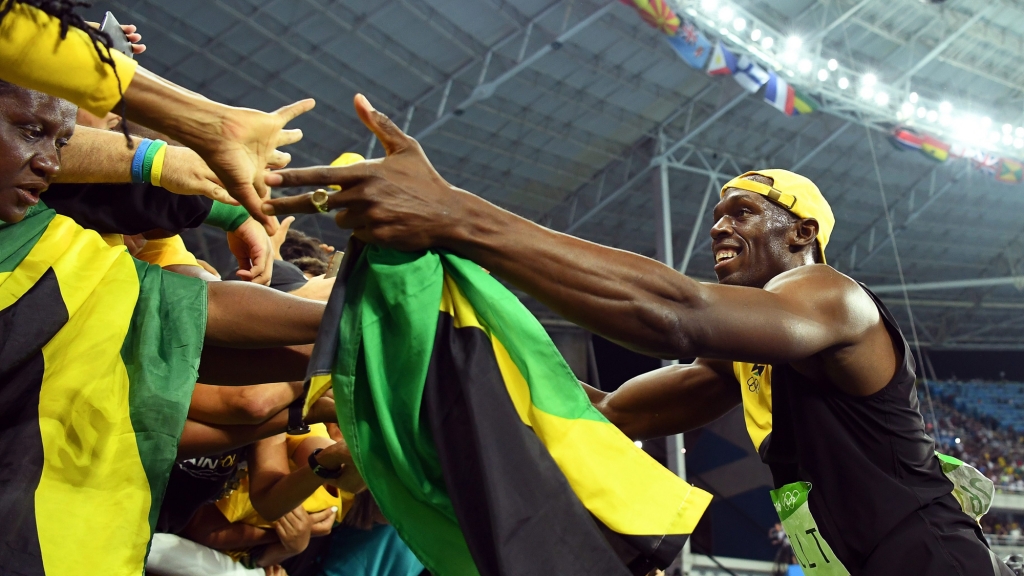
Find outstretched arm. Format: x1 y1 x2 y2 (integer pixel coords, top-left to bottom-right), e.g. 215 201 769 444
204 282 324 348
585 358 740 440
263 96 873 364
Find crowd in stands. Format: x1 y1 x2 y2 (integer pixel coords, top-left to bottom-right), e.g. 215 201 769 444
923 380 1024 491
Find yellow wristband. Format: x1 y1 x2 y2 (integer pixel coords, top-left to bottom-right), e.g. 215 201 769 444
150 145 168 188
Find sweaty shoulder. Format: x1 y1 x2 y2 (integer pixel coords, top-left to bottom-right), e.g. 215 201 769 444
763 264 881 347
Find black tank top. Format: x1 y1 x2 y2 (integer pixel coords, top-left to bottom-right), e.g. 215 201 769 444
735 284 954 570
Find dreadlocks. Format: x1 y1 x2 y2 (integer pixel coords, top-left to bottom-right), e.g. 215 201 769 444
0 0 131 141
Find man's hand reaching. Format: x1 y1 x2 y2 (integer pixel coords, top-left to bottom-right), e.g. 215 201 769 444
227 217 274 285
261 94 468 251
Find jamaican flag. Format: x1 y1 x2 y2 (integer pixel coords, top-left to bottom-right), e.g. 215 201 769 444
0 203 206 575
310 245 711 576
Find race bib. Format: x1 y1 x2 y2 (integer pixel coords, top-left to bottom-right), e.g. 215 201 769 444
937 452 994 522
770 482 850 576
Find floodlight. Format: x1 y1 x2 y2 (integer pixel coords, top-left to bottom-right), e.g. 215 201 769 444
718 7 734 21
733 18 746 31
751 28 762 41
862 73 877 86
817 69 829 81
837 77 849 89
761 36 774 49
909 92 919 104
827 58 838 71
798 59 812 74
939 101 952 114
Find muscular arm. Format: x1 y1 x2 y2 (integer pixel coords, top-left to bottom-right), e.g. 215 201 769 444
585 358 741 440
180 503 278 551
205 282 324 348
262 98 875 365
188 382 304 426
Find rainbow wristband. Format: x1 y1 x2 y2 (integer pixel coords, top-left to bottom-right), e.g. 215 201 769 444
150 144 167 187
142 139 166 184
130 138 153 184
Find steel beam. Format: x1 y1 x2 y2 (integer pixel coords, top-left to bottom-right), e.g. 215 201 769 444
810 0 881 42
871 276 1024 294
790 122 852 171
415 3 614 140
893 5 995 85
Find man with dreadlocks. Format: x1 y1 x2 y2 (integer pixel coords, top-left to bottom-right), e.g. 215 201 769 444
0 0 311 233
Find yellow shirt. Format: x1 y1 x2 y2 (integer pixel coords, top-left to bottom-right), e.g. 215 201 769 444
0 1 138 116
215 424 354 528
102 234 200 268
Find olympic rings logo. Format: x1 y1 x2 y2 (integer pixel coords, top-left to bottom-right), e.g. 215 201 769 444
780 490 800 510
747 376 760 393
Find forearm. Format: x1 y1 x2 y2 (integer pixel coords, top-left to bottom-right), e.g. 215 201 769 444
256 542 302 568
251 440 334 521
189 382 304 426
120 68 222 153
446 193 703 358
206 282 324 347
178 411 297 460
54 126 137 183
183 510 278 551
198 345 311 385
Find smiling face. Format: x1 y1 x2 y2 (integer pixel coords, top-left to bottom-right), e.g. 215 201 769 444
0 83 77 223
710 180 819 288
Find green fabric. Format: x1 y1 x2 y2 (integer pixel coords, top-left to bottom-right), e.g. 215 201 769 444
204 201 250 232
936 451 994 521
142 140 165 183
770 482 849 575
334 247 475 576
442 254 607 422
0 203 53 272
122 258 207 535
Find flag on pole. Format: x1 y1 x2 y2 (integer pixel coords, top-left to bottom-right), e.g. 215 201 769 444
666 20 712 70
0 203 205 575
890 128 924 151
707 41 737 76
974 154 999 178
764 71 795 115
792 89 819 115
920 136 950 162
320 245 713 576
732 55 769 93
996 158 1023 184
618 0 680 36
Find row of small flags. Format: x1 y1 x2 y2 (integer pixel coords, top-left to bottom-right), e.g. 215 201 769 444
618 0 818 117
891 128 1024 184
618 0 1024 184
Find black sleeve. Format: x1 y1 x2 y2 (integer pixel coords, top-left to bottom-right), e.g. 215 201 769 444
43 183 213 235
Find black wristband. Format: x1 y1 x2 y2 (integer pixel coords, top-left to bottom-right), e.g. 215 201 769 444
308 448 344 479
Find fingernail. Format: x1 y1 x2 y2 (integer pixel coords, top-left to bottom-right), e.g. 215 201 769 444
331 506 338 513
261 203 276 216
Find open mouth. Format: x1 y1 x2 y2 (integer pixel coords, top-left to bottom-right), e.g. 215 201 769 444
714 246 742 270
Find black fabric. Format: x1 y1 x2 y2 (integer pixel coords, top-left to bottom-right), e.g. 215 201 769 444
225 259 308 293
421 313 631 576
0 270 69 574
863 494 1012 576
155 449 244 534
44 183 211 235
762 284 990 574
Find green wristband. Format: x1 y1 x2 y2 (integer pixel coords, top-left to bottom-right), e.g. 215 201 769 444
204 201 251 232
141 140 165 184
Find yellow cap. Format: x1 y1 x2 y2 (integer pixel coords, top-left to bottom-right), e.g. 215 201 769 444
720 169 834 264
327 152 365 190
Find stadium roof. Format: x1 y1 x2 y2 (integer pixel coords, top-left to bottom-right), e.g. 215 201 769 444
101 0 1024 351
